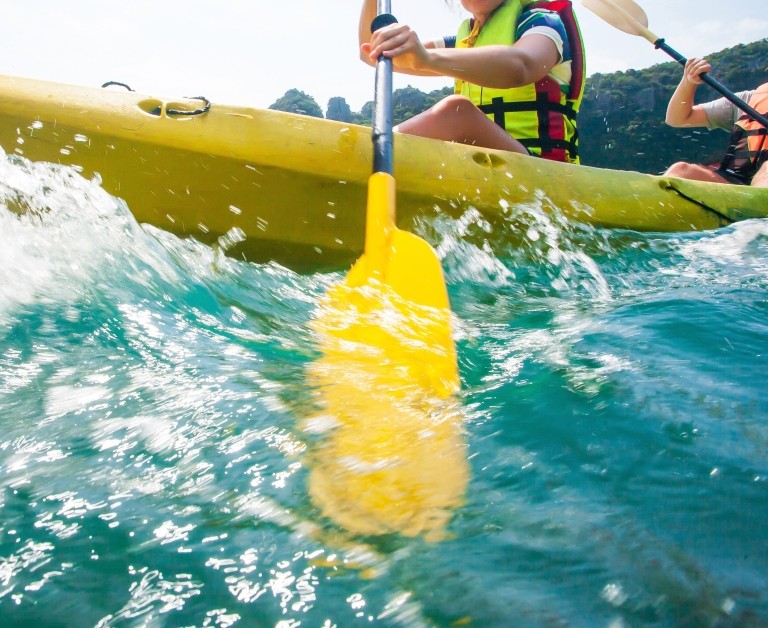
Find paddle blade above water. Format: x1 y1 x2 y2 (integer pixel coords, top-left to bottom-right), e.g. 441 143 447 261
346 172 453 312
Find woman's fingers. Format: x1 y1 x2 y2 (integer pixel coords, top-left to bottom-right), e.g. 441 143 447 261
684 57 711 84
368 24 418 61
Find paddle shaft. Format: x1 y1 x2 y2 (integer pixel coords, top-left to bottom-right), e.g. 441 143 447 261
653 38 768 129
372 1 395 175
582 0 768 129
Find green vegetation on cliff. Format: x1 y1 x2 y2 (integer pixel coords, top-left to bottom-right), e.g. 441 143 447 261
579 39 768 173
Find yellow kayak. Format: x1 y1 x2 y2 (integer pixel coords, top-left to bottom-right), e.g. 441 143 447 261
1 73 766 268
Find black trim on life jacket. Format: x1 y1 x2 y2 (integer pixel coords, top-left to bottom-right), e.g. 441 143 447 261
518 132 580 158
521 0 584 161
477 96 578 120
478 93 579 158
732 128 768 161
719 114 768 181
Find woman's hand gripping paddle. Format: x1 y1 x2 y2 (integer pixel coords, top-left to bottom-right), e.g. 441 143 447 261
304 2 466 541
581 0 768 129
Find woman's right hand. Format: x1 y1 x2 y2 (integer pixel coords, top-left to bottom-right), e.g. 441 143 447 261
362 22 432 73
683 57 711 85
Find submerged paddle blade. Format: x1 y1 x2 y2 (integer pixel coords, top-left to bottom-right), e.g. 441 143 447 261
307 283 466 539
308 257 463 538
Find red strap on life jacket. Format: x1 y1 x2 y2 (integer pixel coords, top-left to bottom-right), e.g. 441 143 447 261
528 0 584 102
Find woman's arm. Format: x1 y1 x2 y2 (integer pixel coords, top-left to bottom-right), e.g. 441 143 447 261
422 35 560 88
363 20 559 86
665 57 712 127
358 0 379 64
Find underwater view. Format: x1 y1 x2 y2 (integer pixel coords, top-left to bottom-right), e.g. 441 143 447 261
1 150 767 626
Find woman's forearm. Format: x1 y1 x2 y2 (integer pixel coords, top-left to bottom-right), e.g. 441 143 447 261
358 5 557 86
666 80 700 127
424 39 557 89
665 58 712 127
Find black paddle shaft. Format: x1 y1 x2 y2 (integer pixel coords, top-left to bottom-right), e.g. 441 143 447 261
654 38 768 129
371 2 397 175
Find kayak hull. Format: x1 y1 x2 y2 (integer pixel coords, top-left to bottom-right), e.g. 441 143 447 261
1 74 766 268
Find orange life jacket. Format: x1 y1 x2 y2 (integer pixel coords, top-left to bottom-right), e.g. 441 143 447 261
719 84 768 181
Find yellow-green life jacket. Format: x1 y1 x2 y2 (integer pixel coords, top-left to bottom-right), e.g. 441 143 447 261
456 0 585 163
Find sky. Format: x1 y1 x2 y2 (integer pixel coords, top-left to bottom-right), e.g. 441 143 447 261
1 1 766 113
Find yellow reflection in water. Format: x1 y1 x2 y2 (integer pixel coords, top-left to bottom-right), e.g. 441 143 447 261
307 283 468 541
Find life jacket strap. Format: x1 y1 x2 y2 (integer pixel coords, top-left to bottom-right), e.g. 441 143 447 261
477 97 578 119
478 94 579 158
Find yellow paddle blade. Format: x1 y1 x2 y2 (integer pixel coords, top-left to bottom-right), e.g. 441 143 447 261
304 170 465 539
346 172 452 311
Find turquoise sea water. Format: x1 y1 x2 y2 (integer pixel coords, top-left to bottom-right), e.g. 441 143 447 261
1 150 767 627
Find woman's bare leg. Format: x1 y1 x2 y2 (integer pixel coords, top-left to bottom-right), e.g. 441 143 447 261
750 162 768 187
395 95 528 154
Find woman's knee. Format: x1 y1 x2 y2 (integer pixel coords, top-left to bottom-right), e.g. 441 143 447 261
751 162 768 187
664 161 731 184
430 95 479 119
664 161 696 177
